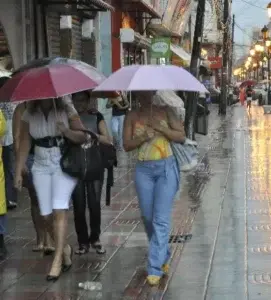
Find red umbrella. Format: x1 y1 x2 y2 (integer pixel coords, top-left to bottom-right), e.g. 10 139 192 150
0 63 106 102
239 80 256 88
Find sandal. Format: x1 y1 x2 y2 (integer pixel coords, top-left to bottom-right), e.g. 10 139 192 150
91 241 106 255
62 244 73 272
75 244 89 255
43 246 55 256
32 244 44 252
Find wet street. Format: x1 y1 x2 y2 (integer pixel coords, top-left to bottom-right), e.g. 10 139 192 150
1 103 271 299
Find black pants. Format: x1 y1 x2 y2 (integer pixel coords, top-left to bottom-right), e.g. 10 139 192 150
2 145 17 204
72 176 104 246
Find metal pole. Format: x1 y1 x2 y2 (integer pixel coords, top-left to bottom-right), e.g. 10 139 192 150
184 0 206 140
219 0 229 115
228 14 235 85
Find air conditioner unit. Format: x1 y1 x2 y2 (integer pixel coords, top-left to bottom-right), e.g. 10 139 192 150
82 20 95 39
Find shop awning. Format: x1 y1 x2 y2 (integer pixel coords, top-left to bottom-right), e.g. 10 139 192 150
170 44 191 63
41 0 115 12
88 0 114 11
134 32 151 48
119 0 161 18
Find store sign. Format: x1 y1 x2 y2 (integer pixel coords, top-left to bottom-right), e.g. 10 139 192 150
208 56 222 69
151 37 171 58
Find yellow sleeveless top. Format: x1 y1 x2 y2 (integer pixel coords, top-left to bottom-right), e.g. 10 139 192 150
134 119 172 161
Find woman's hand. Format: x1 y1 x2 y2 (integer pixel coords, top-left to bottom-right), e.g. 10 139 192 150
148 119 164 133
141 128 155 142
56 121 68 135
14 172 23 191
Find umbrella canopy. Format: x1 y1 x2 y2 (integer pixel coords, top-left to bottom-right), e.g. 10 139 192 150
13 57 89 74
93 65 208 93
240 80 256 88
0 63 106 102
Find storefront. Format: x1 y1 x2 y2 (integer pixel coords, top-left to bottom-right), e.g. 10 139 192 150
0 0 26 69
111 0 161 71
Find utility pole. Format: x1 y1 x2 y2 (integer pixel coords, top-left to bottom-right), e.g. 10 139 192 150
228 14 235 85
184 0 206 140
219 0 229 115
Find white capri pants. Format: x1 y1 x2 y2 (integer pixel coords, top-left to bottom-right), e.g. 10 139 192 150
32 168 77 216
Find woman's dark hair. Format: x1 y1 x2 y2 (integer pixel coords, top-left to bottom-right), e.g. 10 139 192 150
72 90 90 100
0 77 10 89
27 97 65 114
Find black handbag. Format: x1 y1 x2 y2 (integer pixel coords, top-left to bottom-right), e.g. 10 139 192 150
60 130 103 181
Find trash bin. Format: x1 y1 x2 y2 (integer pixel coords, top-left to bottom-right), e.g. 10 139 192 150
195 98 209 136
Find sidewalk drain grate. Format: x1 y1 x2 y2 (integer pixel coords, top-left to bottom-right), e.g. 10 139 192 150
248 209 270 215
249 245 271 254
248 273 271 284
249 225 271 231
169 234 192 243
114 219 139 225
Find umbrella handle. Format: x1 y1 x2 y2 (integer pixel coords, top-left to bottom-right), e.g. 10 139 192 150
52 98 59 120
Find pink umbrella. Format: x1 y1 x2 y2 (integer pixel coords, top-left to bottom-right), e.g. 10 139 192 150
93 65 208 93
0 63 106 102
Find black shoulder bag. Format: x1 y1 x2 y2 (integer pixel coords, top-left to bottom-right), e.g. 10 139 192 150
60 130 104 182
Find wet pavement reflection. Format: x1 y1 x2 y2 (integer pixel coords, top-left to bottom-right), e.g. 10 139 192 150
0 104 253 299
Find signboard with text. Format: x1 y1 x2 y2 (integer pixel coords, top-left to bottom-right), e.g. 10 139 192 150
208 56 222 69
151 37 171 59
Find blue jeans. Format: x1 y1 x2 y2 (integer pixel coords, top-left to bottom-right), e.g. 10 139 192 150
111 115 125 150
135 156 180 276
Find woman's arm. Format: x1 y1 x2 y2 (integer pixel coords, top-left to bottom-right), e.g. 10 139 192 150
15 121 31 175
123 112 152 152
98 120 113 145
12 103 25 156
58 116 87 144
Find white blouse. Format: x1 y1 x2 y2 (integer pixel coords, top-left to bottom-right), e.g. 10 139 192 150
21 103 78 173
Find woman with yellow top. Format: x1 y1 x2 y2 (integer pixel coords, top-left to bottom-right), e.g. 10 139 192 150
123 91 185 286
0 109 7 259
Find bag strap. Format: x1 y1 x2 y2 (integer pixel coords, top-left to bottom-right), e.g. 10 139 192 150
106 166 114 206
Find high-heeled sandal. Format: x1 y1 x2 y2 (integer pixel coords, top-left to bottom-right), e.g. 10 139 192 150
46 261 62 282
62 244 73 273
32 244 44 252
43 246 55 256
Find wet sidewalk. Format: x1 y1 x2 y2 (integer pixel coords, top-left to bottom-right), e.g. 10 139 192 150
166 104 271 300
0 103 264 299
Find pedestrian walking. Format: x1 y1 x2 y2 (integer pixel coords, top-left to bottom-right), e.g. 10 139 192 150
239 87 246 106
246 85 253 112
0 77 17 210
0 109 7 259
123 91 185 286
14 97 87 281
72 91 112 255
12 102 54 254
106 94 129 150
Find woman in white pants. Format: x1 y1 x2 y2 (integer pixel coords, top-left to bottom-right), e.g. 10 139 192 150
14 98 86 281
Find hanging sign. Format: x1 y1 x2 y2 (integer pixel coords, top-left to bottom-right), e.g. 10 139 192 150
208 56 222 69
151 37 171 59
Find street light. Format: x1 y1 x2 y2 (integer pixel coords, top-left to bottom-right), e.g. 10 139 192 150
267 2 271 19
262 25 269 40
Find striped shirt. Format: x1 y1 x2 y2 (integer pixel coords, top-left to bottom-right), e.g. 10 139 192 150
22 104 78 173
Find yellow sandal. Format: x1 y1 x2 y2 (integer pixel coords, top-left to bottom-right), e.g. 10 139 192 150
147 275 161 286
